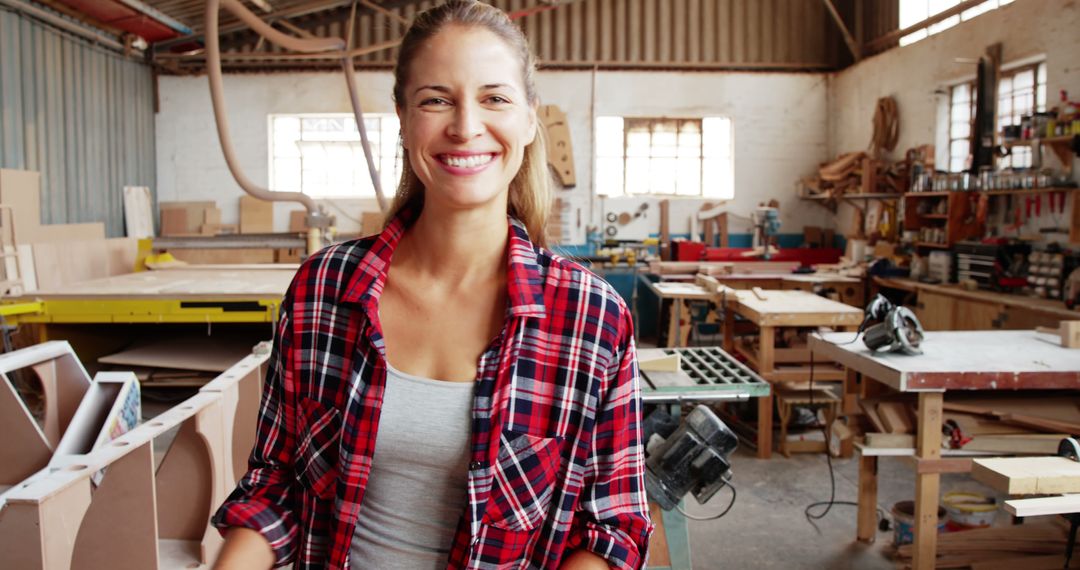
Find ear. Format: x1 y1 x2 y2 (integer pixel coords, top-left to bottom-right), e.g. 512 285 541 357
396 105 407 149
526 101 539 145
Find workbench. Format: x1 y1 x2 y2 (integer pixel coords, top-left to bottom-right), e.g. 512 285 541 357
723 290 863 458
809 330 1080 570
645 281 715 348
5 267 295 325
716 273 865 307
3 267 295 367
874 276 1077 331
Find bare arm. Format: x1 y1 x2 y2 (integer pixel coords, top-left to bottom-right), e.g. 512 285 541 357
561 549 612 569
212 527 276 570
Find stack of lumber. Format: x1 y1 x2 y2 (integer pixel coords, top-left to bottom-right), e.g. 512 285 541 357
858 395 1080 454
799 149 918 202
893 520 1079 569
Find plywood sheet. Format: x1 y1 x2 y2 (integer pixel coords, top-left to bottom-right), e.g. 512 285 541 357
972 456 1080 495
239 196 273 234
732 289 862 317
123 186 154 239
99 336 255 373
27 268 295 298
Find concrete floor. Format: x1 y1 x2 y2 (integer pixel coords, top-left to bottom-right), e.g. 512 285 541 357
675 445 1006 570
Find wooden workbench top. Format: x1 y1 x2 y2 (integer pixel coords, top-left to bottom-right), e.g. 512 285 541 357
23 268 297 299
811 330 1080 392
874 277 1079 320
726 289 863 327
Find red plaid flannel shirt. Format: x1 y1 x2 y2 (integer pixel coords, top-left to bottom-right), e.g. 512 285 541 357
213 206 653 569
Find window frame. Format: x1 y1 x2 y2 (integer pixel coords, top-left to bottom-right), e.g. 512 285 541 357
594 115 734 199
944 60 1046 172
267 112 402 199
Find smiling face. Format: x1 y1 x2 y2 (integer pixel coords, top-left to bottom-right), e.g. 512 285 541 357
397 24 537 215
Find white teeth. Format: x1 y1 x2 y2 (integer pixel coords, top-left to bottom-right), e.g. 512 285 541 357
442 154 493 168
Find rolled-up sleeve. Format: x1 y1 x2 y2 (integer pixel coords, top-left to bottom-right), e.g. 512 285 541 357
570 305 654 569
211 301 300 566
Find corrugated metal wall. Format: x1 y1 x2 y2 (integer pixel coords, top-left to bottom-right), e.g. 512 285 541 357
0 5 155 236
230 0 879 70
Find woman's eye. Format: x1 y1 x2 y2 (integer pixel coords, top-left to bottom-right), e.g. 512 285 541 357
486 95 510 104
420 97 449 106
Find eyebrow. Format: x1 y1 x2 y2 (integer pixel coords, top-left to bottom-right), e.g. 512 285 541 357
413 83 516 95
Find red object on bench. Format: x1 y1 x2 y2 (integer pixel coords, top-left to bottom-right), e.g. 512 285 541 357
672 240 843 266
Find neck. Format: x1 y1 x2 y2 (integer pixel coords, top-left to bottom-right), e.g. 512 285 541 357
395 203 509 285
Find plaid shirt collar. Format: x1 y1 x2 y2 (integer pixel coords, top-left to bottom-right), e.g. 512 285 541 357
338 204 547 318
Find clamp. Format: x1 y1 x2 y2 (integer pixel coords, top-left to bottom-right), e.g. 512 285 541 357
942 419 972 449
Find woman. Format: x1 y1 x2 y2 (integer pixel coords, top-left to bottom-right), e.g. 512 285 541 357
212 1 652 568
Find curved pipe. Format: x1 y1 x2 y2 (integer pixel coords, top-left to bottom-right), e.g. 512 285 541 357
206 0 318 214
205 0 389 215
221 0 344 53
342 1 388 212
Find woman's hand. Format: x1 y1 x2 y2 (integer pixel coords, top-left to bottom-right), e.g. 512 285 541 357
560 549 612 569
212 527 275 570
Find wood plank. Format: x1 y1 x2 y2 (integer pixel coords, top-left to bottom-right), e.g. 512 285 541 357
238 196 273 234
878 401 914 434
857 454 878 542
972 456 1080 495
860 400 887 432
1005 494 1080 518
646 502 671 566
122 186 154 239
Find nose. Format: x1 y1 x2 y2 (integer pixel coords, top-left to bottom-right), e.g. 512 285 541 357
448 101 484 141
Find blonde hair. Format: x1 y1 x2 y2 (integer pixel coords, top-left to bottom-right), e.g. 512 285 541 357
387 0 551 247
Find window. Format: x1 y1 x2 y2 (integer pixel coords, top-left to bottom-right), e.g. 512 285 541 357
997 63 1047 169
269 113 402 198
945 61 1046 172
948 83 975 173
595 117 734 198
899 0 1014 47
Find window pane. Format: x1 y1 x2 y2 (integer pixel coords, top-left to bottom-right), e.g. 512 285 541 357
273 157 301 191
625 160 649 195
596 117 624 157
650 157 677 194
951 121 970 139
626 131 651 158
596 157 624 196
270 113 402 198
676 158 701 196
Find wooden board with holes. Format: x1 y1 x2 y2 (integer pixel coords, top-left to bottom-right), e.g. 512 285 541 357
972 456 1080 495
538 105 575 187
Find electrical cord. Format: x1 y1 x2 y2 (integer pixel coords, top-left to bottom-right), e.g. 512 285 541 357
802 349 885 534
676 479 737 521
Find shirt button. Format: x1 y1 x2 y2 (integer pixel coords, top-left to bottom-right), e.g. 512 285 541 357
469 460 482 470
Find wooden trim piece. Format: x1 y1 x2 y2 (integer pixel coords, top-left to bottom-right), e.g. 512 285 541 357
822 0 860 61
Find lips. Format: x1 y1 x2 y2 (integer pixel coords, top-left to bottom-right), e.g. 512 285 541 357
438 153 496 169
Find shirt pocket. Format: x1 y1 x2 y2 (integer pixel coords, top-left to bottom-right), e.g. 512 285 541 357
482 430 564 532
293 397 342 500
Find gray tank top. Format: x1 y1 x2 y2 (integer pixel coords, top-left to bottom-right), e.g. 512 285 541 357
349 363 475 570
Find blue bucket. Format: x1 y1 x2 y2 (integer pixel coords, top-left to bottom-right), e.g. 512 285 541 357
892 500 947 546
